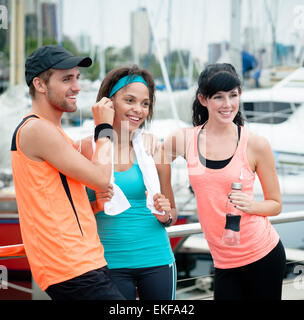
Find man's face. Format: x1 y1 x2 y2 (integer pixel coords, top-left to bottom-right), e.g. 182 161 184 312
45 67 81 113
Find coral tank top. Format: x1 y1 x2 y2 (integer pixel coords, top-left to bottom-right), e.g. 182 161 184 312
187 125 279 269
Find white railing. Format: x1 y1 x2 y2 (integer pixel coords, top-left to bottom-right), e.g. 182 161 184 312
1 210 304 300
166 210 304 300
167 210 304 237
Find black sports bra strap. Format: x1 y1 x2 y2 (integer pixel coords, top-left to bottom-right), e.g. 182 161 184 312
198 124 241 170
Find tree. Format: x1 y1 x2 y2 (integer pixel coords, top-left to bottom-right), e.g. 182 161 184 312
81 46 101 82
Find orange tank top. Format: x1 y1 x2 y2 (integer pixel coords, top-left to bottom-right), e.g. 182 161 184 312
11 114 107 290
187 125 279 269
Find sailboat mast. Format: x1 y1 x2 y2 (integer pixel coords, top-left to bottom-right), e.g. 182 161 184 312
146 5 179 122
264 0 277 66
37 0 42 48
57 0 63 45
99 0 106 80
230 0 242 77
167 0 172 77
9 0 25 86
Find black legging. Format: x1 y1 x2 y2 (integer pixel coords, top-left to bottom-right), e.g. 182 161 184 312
214 240 286 300
108 263 177 300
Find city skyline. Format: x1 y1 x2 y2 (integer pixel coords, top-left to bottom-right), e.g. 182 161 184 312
62 0 304 63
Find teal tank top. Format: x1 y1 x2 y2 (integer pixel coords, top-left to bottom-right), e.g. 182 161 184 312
86 158 175 269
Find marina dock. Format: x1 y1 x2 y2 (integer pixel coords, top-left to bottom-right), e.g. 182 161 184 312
1 192 304 300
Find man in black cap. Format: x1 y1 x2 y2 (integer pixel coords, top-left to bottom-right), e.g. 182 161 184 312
10 45 124 300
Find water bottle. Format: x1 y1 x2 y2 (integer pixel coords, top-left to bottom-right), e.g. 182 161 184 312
222 182 242 246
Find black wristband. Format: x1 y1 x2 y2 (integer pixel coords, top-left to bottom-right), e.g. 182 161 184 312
94 123 114 142
162 215 173 227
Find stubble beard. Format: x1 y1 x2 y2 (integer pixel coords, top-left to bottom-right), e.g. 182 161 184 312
46 88 77 113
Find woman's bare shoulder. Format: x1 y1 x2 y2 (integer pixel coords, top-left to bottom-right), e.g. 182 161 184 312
247 130 271 153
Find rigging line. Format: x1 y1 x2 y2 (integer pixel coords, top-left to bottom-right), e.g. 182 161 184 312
145 3 180 122
176 259 304 285
286 259 304 266
177 273 215 284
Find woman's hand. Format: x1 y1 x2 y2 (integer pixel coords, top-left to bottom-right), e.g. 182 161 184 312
229 191 256 214
96 184 114 211
152 193 172 224
92 97 115 126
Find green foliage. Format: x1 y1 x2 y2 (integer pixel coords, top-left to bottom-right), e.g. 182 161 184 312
5 31 197 85
104 46 121 72
81 47 101 81
25 37 58 57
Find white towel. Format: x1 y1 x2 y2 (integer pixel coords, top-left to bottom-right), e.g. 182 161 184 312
92 130 164 216
92 140 131 216
132 130 165 215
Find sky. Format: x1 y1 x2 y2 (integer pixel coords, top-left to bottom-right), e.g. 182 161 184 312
62 0 226 60
62 0 304 62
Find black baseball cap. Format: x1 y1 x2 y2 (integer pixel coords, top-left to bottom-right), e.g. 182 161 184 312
25 45 92 86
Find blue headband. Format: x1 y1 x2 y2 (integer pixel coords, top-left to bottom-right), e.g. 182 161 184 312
109 75 149 97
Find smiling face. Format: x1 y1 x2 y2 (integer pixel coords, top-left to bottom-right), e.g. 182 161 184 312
44 67 81 113
198 87 241 125
111 82 150 133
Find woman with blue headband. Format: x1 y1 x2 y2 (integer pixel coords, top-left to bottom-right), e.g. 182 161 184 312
83 65 177 300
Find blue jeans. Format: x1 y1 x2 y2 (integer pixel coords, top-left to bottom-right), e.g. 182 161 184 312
109 262 177 300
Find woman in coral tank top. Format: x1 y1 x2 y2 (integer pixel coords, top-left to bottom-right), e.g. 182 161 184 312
163 63 286 300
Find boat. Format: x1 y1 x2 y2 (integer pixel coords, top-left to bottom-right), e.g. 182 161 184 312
241 67 304 158
0 6 303 301
0 187 30 273
240 67 304 194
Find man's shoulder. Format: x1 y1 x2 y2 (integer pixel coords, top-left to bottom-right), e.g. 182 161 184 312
19 117 59 138
17 117 68 161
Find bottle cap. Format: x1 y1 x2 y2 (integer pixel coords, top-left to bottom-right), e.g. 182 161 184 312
231 182 242 190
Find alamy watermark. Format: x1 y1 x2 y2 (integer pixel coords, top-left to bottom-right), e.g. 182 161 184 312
293 265 304 290
0 5 8 30
0 265 8 289
93 121 207 175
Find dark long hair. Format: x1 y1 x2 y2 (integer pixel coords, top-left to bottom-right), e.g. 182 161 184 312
97 65 155 125
192 63 244 126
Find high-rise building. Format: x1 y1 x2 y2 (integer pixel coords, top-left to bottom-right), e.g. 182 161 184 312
131 7 151 63
75 33 92 53
208 42 229 64
41 1 58 39
24 0 59 43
